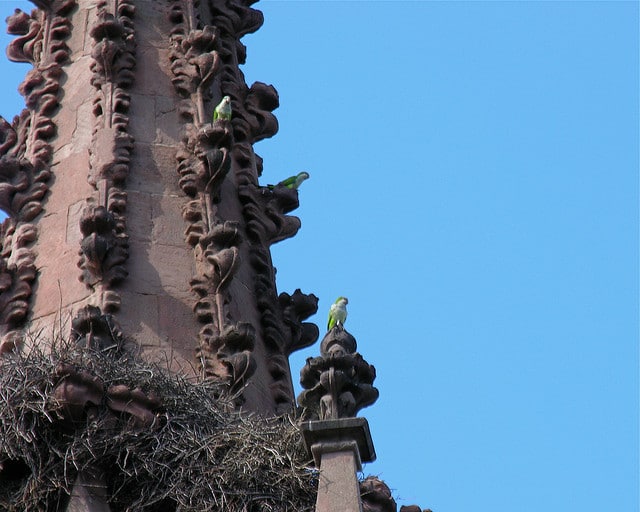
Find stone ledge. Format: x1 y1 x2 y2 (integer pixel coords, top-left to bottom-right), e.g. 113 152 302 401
301 417 376 466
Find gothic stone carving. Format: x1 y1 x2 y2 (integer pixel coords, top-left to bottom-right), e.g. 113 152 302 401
168 2 255 398
298 327 379 421
168 1 320 411
79 0 136 315
60 305 161 428
0 222 37 353
0 2 74 351
0 134 49 223
190 220 255 397
77 206 128 312
70 304 123 351
278 289 319 354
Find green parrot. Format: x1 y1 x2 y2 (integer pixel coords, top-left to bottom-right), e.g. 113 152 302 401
213 95 232 122
327 296 348 330
268 172 310 190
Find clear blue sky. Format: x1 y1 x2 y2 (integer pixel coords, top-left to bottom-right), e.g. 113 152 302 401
0 1 638 511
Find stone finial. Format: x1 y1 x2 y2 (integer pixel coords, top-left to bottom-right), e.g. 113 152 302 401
298 326 378 421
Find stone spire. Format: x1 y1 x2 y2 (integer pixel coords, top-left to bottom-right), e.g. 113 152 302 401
0 0 318 414
299 325 379 512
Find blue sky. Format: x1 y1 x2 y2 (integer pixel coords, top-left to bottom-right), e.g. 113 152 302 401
0 1 638 511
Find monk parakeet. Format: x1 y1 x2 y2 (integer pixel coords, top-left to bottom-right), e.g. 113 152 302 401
213 96 232 122
327 296 348 330
268 172 310 190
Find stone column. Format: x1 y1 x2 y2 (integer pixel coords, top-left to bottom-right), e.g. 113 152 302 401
302 417 376 512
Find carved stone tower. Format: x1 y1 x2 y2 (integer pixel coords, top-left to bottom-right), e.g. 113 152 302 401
0 2 437 511
0 0 319 415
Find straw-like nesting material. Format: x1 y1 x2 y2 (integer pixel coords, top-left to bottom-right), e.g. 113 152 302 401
0 339 317 511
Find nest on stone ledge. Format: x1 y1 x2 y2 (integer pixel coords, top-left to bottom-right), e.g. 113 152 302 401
0 338 317 512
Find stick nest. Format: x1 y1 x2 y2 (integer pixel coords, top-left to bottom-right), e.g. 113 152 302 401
0 340 317 511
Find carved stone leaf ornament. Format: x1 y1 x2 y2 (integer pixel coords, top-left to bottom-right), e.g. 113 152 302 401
89 7 136 86
78 206 128 288
279 289 320 353
70 304 123 351
0 151 47 223
79 0 136 317
165 0 320 410
196 122 233 198
169 1 251 397
0 0 75 352
0 224 37 328
191 219 252 393
6 9 43 65
196 321 257 398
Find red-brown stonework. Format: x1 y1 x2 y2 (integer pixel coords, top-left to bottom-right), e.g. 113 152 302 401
0 0 318 415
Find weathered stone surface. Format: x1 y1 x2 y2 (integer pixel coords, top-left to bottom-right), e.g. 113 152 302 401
128 142 181 194
66 200 87 245
124 190 153 243
302 419 378 512
134 0 171 48
65 7 91 59
59 55 94 110
127 93 157 145
32 200 90 317
316 449 362 512
154 95 182 145
150 193 188 246
158 292 199 345
127 240 194 296
44 155 94 213
302 417 376 466
115 289 159 340
53 100 95 163
135 46 172 97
